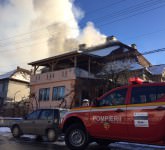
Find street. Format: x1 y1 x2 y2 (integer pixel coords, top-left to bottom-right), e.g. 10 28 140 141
0 135 111 150
1 132 165 150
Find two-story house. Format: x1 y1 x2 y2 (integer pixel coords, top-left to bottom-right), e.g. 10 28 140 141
28 36 152 109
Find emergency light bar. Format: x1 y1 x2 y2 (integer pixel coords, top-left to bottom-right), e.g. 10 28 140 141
129 77 144 84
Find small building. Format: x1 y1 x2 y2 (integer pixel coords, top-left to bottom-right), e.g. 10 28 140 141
147 64 165 82
0 67 30 106
28 36 151 109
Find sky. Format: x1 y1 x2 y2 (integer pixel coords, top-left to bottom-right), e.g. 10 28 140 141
0 0 165 73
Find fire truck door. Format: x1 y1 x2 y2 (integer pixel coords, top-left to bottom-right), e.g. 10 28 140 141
90 88 128 139
127 85 165 142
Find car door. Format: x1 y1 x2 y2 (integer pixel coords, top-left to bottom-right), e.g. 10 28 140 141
127 84 165 142
35 109 56 135
89 88 128 139
20 110 41 134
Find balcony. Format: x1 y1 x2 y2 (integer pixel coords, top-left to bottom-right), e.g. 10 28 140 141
30 67 96 85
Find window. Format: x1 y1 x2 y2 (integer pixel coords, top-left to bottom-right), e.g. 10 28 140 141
131 85 165 104
39 109 54 120
39 88 50 101
26 110 41 120
98 89 127 106
52 86 65 100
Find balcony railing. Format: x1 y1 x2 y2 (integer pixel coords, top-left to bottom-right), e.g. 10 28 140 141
30 67 96 84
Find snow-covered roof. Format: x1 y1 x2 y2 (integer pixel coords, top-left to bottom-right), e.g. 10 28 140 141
97 59 143 76
147 64 165 75
87 46 120 57
0 70 16 80
0 68 30 82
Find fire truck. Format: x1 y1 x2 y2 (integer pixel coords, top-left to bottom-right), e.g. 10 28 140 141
61 78 165 150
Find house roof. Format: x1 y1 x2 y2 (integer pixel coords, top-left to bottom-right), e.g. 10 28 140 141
0 67 30 83
147 64 165 75
0 70 16 80
28 39 135 66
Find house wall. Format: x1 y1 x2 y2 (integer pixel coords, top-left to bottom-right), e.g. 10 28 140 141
30 67 98 109
74 78 104 106
7 80 29 102
150 75 162 82
30 79 76 109
137 55 151 67
0 80 8 104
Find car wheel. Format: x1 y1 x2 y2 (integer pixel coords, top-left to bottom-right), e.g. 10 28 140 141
47 129 57 142
65 124 89 150
12 125 21 138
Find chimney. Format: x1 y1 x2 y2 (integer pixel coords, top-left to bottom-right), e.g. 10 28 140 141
77 44 86 53
131 44 137 49
17 66 20 70
79 44 86 50
106 35 117 43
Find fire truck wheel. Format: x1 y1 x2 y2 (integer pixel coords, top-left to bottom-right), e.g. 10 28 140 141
65 124 89 150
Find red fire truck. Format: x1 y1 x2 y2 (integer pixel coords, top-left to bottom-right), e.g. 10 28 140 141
61 78 165 150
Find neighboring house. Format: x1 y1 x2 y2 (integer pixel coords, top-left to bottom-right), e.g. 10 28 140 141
0 67 30 105
147 64 165 82
28 36 152 109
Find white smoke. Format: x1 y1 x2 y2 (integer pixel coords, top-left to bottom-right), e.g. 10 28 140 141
0 0 106 73
79 22 106 47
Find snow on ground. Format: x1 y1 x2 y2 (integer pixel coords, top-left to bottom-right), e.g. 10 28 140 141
111 142 165 150
0 127 11 137
0 127 11 133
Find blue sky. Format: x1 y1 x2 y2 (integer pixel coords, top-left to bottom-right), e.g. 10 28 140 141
75 0 165 65
0 0 165 73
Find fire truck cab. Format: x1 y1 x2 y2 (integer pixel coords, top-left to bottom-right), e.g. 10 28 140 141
61 78 165 150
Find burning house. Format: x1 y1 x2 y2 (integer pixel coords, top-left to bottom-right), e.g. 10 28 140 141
28 36 156 109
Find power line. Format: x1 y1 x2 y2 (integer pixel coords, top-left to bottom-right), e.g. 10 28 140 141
0 0 164 51
85 0 126 15
0 0 154 42
0 1 124 42
0 47 165 70
97 1 165 27
125 27 165 40
88 0 154 22
142 48 165 55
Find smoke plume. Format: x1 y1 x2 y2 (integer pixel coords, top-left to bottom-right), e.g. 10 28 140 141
0 0 106 73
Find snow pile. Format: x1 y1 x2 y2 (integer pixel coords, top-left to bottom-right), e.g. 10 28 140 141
0 127 11 133
0 127 11 137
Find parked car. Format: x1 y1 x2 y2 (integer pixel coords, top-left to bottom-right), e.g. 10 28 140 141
61 77 165 150
11 108 68 142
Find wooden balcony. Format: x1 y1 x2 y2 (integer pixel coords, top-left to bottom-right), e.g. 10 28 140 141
30 67 96 85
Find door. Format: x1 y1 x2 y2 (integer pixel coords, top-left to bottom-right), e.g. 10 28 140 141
89 88 128 139
127 85 165 142
20 110 41 134
35 109 57 135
